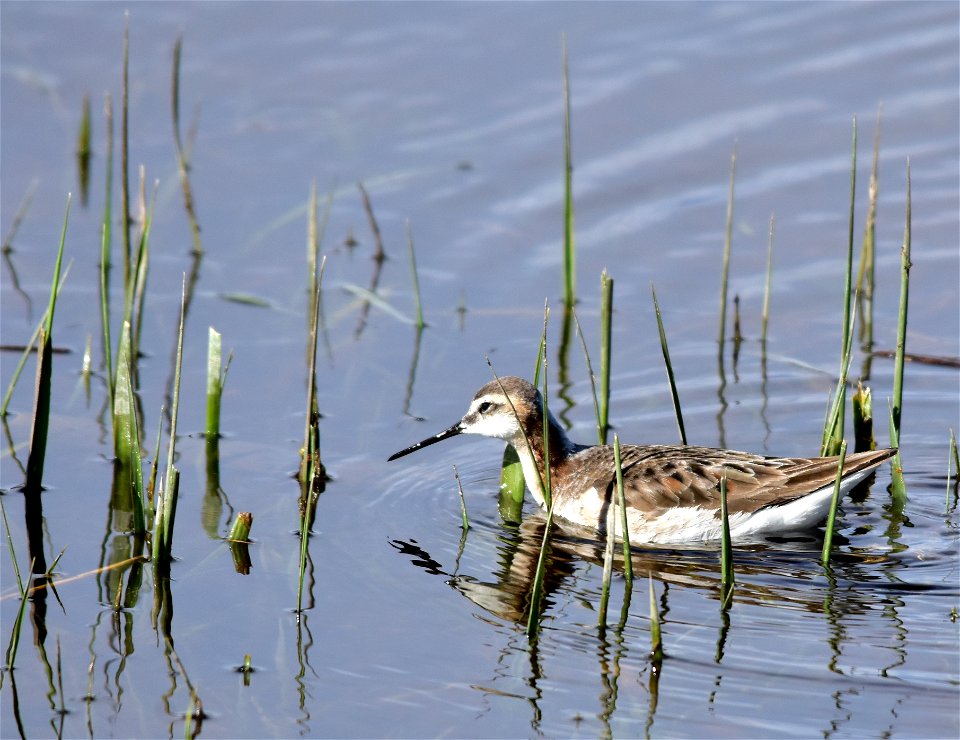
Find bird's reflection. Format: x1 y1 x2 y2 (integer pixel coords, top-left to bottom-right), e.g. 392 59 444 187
391 504 894 625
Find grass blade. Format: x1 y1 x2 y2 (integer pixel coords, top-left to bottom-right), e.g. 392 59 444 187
406 220 426 329
649 575 663 664
761 213 775 344
820 440 848 565
113 321 145 534
717 147 736 364
614 435 632 582
651 284 687 445
891 159 911 439
857 105 881 348
719 475 734 607
599 270 613 443
25 195 70 493
561 34 575 308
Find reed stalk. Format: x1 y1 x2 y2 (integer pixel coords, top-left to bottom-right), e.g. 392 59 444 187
649 575 663 664
614 435 632 581
761 213 775 344
561 34 575 308
856 107 881 349
719 475 734 606
25 195 70 494
114 321 146 534
948 429 958 509
891 159 910 439
717 148 737 363
99 93 115 406
524 308 554 638
651 284 687 445
406 220 426 329
497 334 546 517
571 308 603 444
1 266 70 418
157 278 188 562
820 440 848 565
887 402 907 500
172 36 203 256
598 498 616 629
822 119 858 456
120 13 132 294
599 270 613 443
453 466 470 531
76 94 91 205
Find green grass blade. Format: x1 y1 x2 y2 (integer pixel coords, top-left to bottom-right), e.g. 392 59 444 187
99 93 115 407
651 284 687 445
857 105 881 348
719 475 734 607
1 265 71 418
820 440 848 565
114 321 145 534
453 466 470 532
25 195 70 492
571 307 603 444
599 271 613 444
561 34 576 308
887 401 907 502
649 575 663 664
158 278 188 560
598 493 616 630
717 147 736 363
76 94 91 206
892 159 911 438
614 435 632 582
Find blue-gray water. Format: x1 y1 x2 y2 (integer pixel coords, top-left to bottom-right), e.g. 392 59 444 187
2 2 958 737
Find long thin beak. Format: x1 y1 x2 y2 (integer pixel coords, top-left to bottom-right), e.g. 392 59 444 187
387 421 464 461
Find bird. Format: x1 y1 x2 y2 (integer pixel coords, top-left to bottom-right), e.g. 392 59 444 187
387 376 897 544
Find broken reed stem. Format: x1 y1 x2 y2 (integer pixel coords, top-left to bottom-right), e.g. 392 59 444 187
651 284 687 445
717 147 737 363
206 328 231 439
948 429 958 509
599 271 613 444
820 440 848 566
227 512 253 542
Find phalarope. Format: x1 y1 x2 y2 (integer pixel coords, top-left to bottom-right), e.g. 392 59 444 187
388 376 896 544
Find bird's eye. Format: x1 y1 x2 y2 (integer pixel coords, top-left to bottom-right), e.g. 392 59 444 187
477 401 493 414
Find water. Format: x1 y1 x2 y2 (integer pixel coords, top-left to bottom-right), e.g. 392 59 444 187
2 2 958 737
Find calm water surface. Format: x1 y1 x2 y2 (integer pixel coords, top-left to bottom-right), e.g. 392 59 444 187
2 2 958 738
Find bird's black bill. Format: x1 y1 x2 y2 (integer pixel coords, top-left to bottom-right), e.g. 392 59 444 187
387 422 463 461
